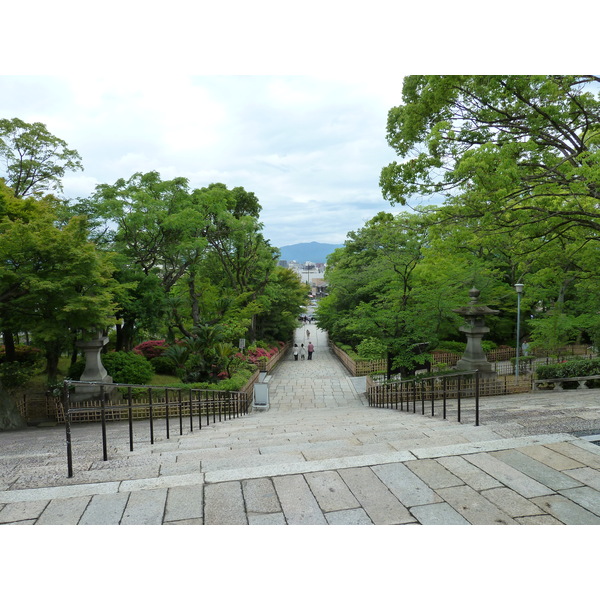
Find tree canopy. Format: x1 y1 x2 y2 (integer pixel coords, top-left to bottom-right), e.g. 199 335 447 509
380 75 600 244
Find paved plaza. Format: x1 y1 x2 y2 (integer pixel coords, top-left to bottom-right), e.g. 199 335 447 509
1 324 600 525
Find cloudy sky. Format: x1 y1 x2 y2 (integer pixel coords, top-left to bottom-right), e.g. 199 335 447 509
1 3 594 252
0 74 405 248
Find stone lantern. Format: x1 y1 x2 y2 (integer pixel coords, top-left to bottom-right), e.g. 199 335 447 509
71 331 113 401
452 288 499 376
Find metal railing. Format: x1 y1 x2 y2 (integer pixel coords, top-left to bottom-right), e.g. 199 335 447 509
367 371 483 426
61 380 252 478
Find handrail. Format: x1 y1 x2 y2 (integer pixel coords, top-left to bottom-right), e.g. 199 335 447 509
62 379 251 478
367 370 482 426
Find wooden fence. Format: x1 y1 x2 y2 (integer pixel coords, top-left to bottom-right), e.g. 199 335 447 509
22 342 290 424
329 343 387 376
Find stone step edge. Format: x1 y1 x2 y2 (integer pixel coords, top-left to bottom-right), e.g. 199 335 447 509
0 433 576 504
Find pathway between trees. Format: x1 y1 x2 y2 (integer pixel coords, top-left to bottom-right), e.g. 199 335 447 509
267 324 365 411
1 327 600 525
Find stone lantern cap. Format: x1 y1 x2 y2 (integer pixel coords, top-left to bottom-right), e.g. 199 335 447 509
452 288 500 318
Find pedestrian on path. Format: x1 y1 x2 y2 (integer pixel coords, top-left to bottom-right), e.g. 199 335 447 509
307 341 314 360
306 329 310 338
293 343 299 361
300 344 306 360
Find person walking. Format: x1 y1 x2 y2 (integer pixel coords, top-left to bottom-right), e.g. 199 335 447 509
293 343 299 361
300 344 306 360
307 341 314 360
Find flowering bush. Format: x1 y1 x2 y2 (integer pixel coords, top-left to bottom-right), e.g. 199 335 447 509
243 344 280 367
133 340 170 360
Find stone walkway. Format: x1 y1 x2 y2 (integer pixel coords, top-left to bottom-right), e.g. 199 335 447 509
1 325 600 525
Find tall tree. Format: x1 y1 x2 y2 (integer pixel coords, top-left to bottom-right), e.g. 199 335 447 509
90 171 209 346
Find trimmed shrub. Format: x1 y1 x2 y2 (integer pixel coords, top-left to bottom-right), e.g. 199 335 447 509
536 359 600 388
102 352 154 385
68 352 154 385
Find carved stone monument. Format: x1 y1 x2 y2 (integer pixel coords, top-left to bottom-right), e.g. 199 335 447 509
453 288 499 376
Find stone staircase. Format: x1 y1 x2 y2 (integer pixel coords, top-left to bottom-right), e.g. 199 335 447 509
132 402 505 480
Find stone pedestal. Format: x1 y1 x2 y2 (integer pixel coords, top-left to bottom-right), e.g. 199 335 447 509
71 334 113 402
453 288 499 377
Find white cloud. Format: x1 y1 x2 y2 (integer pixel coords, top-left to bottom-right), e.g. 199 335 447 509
0 74 405 247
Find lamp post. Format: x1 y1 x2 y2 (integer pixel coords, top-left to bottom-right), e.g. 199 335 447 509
515 283 524 384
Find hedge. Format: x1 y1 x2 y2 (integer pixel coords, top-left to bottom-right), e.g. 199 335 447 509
536 358 600 380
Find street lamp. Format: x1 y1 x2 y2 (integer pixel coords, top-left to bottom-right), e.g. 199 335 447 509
515 283 524 384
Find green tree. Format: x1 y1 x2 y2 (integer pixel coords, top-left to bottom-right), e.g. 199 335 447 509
381 76 600 242
0 117 83 198
0 181 118 428
193 183 279 341
318 212 433 377
90 171 209 346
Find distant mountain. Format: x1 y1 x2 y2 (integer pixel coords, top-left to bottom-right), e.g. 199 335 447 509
277 241 343 264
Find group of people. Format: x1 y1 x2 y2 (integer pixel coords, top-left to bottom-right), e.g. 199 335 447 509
293 341 315 360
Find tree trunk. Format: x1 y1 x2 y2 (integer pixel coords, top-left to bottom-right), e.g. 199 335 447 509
188 276 200 327
45 341 61 385
0 383 26 431
115 322 124 352
3 330 16 362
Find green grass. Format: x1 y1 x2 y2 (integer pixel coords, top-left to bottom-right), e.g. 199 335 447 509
149 373 182 386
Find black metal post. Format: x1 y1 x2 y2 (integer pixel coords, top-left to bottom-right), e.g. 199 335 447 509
128 387 134 452
443 377 447 420
189 389 194 432
206 392 210 427
475 370 480 426
421 380 425 415
149 388 154 444
100 386 108 462
457 375 462 423
178 389 183 435
165 388 170 439
64 380 73 478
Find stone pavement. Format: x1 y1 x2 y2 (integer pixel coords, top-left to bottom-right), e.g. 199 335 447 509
1 325 600 525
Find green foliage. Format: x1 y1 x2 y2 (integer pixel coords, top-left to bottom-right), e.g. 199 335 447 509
356 337 387 359
100 352 154 385
150 356 178 376
0 117 83 197
68 351 155 385
433 341 466 354
0 344 44 365
0 361 38 390
528 309 578 356
536 358 600 382
67 359 85 380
